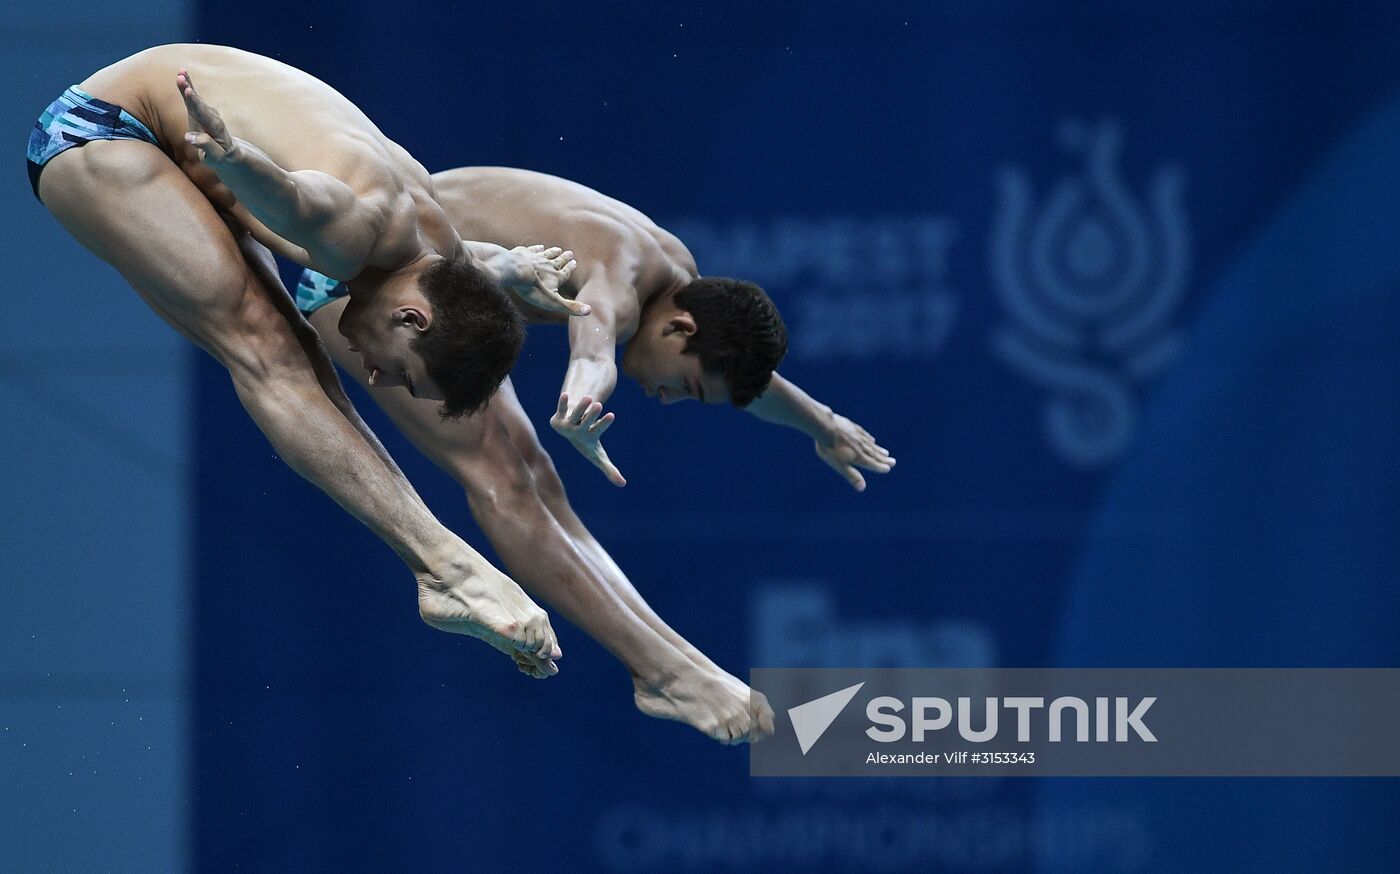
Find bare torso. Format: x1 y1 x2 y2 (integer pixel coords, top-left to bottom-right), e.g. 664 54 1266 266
431 167 698 333
78 44 455 267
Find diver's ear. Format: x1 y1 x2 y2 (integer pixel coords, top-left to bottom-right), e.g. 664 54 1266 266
665 312 698 336
393 305 431 333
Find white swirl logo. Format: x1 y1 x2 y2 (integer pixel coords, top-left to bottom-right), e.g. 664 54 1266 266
990 120 1190 467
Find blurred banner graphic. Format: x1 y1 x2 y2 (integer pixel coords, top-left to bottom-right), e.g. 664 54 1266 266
187 2 1400 872
989 119 1189 468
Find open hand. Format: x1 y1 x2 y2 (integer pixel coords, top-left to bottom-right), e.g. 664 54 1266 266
816 414 895 491
176 68 237 164
550 393 626 487
496 244 587 316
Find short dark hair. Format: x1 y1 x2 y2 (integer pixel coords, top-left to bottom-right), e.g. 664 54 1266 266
673 277 787 407
412 258 526 419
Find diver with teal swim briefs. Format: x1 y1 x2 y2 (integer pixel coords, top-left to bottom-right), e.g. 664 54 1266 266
295 266 349 315
292 167 894 745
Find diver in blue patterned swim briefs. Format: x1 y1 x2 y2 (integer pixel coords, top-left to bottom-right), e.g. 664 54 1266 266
27 44 584 681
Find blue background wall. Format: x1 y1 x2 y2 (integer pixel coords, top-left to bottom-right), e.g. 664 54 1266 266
2 1 192 871
7 1 1398 871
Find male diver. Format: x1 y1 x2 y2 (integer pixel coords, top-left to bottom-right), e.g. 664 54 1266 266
294 167 895 743
27 47 585 679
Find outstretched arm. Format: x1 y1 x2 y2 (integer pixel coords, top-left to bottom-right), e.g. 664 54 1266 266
177 70 386 279
744 373 896 491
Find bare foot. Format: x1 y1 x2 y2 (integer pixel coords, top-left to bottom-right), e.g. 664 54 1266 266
714 670 776 742
417 562 562 679
633 666 775 744
656 642 776 740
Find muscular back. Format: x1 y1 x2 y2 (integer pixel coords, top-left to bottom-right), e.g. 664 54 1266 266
78 44 451 264
431 167 699 327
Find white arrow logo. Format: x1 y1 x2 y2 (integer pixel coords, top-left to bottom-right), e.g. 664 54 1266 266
787 682 865 755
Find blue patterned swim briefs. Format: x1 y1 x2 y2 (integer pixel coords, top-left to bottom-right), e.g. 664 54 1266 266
27 86 161 202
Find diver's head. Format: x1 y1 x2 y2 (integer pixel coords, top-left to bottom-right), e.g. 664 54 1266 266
339 257 525 416
621 277 787 407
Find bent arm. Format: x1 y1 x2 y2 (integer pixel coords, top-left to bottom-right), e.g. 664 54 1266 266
562 317 619 407
561 275 637 407
178 70 384 278
200 142 383 279
535 268 640 486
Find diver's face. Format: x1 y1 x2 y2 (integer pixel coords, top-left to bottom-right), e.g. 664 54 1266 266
622 319 730 406
337 294 444 401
